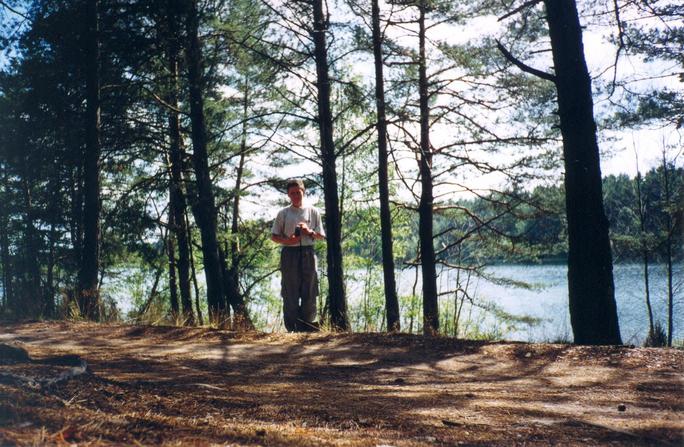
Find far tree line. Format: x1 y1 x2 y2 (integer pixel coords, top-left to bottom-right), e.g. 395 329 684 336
0 0 680 345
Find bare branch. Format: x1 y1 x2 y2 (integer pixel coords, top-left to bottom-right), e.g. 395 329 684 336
496 40 556 83
497 0 543 22
0 0 29 20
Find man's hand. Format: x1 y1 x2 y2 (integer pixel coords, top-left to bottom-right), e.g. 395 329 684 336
298 222 315 237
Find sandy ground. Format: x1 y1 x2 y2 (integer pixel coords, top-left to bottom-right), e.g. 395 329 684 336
0 321 682 446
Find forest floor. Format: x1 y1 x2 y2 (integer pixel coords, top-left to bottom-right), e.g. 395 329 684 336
0 321 682 446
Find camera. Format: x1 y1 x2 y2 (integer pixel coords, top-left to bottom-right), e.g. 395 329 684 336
294 226 302 237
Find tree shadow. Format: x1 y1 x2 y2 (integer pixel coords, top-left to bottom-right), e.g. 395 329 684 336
1 322 681 446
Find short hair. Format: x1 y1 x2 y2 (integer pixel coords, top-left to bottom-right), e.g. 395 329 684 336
286 178 305 192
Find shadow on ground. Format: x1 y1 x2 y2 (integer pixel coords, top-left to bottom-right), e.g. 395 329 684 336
0 321 681 446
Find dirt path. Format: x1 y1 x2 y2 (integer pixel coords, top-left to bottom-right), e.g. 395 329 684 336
0 321 682 446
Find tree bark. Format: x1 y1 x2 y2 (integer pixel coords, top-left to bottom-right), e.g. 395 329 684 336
544 0 621 344
418 2 439 335
187 212 204 326
0 207 10 313
223 86 253 330
167 211 180 320
634 171 654 334
183 0 228 325
45 218 58 318
311 0 349 331
70 164 83 303
372 0 400 332
78 0 102 321
217 244 251 328
20 176 42 318
661 156 673 347
166 0 195 325
0 165 14 314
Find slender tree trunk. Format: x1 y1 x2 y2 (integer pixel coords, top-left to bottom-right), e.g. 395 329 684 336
21 175 42 318
661 156 674 346
171 181 195 324
0 216 10 313
218 245 251 328
167 211 180 321
45 220 58 318
417 2 438 335
44 175 62 318
409 264 419 333
230 151 244 276
70 165 83 303
166 0 194 324
634 171 654 333
78 0 102 321
544 0 621 344
371 0 400 332
311 0 349 330
186 212 204 325
183 0 228 325
224 87 253 330
0 165 13 314
230 95 247 276
139 266 164 317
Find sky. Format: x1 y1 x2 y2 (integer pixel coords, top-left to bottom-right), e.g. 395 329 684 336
238 0 684 213
2 0 681 183
405 5 682 179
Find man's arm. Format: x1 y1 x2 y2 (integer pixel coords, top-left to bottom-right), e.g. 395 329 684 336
271 233 302 246
309 208 326 240
270 209 300 245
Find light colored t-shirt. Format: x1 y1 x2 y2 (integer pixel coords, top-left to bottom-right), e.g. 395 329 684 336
271 205 326 247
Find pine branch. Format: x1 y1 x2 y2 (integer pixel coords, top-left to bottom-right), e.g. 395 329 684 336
497 0 543 22
496 40 556 83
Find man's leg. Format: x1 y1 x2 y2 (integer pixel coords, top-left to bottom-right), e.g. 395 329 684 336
280 249 301 332
299 249 319 331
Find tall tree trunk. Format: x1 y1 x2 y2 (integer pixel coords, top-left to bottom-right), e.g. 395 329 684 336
171 184 195 324
70 165 83 303
544 0 621 344
418 2 438 335
371 0 400 332
0 165 13 314
78 0 102 321
183 0 228 325
218 245 251 328
45 219 58 318
167 211 180 321
634 170 654 334
44 174 62 318
167 0 194 324
230 100 246 280
0 217 10 313
21 175 42 318
186 212 204 325
224 86 253 330
311 0 349 331
661 155 674 347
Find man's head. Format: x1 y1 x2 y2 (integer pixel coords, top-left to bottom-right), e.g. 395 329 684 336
286 178 305 208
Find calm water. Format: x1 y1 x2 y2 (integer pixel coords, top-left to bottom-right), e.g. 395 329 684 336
110 261 681 345
389 263 683 344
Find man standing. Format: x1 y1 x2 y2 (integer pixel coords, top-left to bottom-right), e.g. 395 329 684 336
271 179 326 332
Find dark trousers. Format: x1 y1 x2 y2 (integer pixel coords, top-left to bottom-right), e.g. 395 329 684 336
280 246 318 332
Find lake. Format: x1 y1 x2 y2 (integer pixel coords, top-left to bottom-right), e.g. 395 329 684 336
382 263 682 345
111 261 681 345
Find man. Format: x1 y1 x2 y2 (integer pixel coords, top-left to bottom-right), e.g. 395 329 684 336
271 179 326 332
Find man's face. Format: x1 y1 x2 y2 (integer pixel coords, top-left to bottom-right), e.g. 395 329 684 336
287 186 304 207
